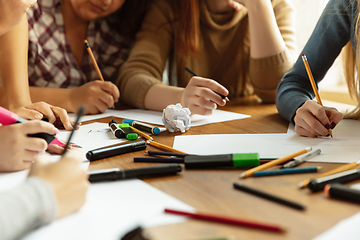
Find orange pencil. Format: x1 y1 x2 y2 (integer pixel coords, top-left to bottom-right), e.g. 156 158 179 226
146 140 187 154
301 54 332 137
239 147 312 179
84 39 115 108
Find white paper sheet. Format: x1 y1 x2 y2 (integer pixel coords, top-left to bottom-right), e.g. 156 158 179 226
69 109 250 127
173 119 360 163
313 211 360 240
22 179 192 240
56 122 129 161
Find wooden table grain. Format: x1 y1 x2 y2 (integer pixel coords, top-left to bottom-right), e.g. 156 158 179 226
86 96 360 240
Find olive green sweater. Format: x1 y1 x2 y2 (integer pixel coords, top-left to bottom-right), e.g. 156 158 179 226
117 0 297 109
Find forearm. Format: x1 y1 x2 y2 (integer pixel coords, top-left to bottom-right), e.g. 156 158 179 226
0 177 57 240
246 0 287 58
0 16 32 110
29 87 74 112
144 84 184 111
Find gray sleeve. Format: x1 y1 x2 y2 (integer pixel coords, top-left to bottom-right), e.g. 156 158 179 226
276 0 357 123
0 177 57 240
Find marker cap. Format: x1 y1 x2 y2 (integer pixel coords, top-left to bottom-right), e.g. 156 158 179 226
122 119 134 125
233 153 260 168
126 133 139 140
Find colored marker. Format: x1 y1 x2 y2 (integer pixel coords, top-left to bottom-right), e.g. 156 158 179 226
324 183 360 203
233 182 305 210
307 168 360 192
122 119 160 135
0 106 65 147
282 149 321 169
253 167 322 177
86 140 147 161
118 123 138 140
89 164 182 182
108 119 126 139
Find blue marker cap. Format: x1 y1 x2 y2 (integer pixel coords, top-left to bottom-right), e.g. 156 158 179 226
122 119 135 125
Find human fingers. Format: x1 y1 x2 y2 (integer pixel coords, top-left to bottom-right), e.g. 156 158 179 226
22 120 59 136
15 107 43 120
293 116 319 138
325 107 343 130
98 81 120 103
25 102 57 123
50 106 73 130
187 77 228 106
228 0 244 10
188 103 215 116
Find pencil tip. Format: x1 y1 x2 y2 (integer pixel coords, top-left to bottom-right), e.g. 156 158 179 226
298 183 305 189
239 173 246 179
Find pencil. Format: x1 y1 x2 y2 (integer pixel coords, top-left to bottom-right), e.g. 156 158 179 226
253 167 322 177
164 208 285 232
301 54 332 137
185 67 230 102
239 147 312 179
62 105 85 155
84 39 115 108
298 160 360 189
134 157 185 163
145 150 188 157
129 126 153 141
146 140 187 154
233 183 305 210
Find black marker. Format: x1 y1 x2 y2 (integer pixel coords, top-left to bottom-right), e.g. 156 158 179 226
86 140 147 161
324 183 360 203
185 67 230 101
108 119 126 138
307 168 360 192
89 164 182 182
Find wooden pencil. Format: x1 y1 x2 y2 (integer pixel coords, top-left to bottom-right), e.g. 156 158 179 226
84 39 114 108
298 160 360 189
301 54 332 137
129 126 153 141
239 147 312 179
146 140 187 154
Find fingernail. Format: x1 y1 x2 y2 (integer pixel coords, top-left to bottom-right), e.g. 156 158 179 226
330 122 336 129
324 123 330 129
35 114 42 119
54 128 59 134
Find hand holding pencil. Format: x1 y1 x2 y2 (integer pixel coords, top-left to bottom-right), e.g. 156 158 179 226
291 54 343 138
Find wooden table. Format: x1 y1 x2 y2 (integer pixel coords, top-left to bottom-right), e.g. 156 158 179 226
87 96 360 240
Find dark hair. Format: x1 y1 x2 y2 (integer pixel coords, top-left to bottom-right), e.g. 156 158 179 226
110 0 151 40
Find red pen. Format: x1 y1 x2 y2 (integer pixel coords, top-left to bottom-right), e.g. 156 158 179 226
164 208 285 232
0 106 66 147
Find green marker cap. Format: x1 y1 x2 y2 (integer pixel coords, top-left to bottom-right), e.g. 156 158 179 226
232 153 260 168
126 133 139 140
118 123 130 128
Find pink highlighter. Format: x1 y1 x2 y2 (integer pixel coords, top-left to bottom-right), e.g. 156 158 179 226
0 106 66 147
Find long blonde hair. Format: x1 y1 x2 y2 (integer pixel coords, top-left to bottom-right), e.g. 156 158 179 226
343 3 360 118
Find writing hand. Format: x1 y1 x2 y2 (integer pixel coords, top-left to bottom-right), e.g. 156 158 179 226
294 100 343 137
181 76 228 115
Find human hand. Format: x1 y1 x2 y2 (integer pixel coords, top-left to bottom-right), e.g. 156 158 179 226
69 80 120 114
181 76 228 115
293 100 343 138
0 121 59 172
28 150 89 218
13 102 76 131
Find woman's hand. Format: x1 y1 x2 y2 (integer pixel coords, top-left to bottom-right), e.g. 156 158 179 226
13 102 76 131
28 150 89 218
0 121 59 172
293 100 343 138
181 76 228 115
69 80 120 114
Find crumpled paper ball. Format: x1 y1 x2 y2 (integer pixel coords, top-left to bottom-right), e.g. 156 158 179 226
162 103 191 133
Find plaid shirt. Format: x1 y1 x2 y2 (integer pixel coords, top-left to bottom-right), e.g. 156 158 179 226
27 0 132 88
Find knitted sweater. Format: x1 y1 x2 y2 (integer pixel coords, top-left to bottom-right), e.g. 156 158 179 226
117 0 297 109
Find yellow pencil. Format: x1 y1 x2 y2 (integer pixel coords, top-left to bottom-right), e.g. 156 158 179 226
129 126 153 141
146 140 187 154
301 54 332 137
239 147 312 179
298 160 360 189
84 39 115 109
